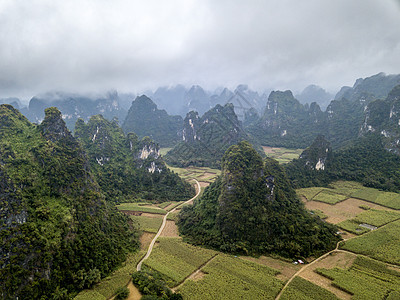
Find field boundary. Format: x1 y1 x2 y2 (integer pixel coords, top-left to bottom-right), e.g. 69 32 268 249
136 179 201 271
171 253 219 292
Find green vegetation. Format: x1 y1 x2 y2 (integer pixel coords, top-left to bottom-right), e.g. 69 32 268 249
286 134 400 194
114 286 129 300
131 215 163 233
310 209 328 219
298 180 400 210
280 276 339 300
263 147 303 164
132 270 183 299
341 219 400 265
122 95 183 147
179 141 339 258
167 165 220 183
337 220 370 235
316 256 400 299
312 190 348 204
143 237 217 286
117 203 167 215
0 105 138 299
75 250 146 300
178 254 284 300
75 114 194 203
353 209 400 227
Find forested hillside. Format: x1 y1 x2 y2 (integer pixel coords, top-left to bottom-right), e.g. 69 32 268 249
75 114 194 202
0 105 138 299
178 141 339 258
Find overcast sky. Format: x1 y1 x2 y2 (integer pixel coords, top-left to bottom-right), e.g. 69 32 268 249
1 0 400 100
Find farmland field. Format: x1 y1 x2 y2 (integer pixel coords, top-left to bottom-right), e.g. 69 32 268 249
262 146 303 164
143 237 217 286
337 220 370 235
130 215 163 233
280 276 339 300
312 190 348 204
340 219 400 265
116 203 167 215
177 254 284 300
316 256 400 299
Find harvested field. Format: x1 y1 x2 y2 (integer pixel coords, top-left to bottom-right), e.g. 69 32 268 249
299 251 356 300
160 220 180 237
140 232 155 251
304 198 393 224
125 281 141 300
240 256 300 281
199 181 210 188
140 213 164 218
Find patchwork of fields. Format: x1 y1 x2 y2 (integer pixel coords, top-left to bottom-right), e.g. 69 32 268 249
75 159 400 300
262 146 303 164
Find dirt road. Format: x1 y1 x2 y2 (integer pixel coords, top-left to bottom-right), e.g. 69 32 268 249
136 179 201 271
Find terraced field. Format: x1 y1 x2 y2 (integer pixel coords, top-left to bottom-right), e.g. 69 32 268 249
262 146 303 164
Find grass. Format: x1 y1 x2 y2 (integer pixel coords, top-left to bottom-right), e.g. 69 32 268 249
298 181 400 210
116 203 167 215
310 209 328 219
316 256 400 299
262 146 303 164
167 165 220 183
312 190 348 205
143 237 217 286
337 220 370 235
280 276 339 300
74 250 146 300
159 147 172 156
130 215 163 233
337 209 400 235
178 253 284 300
341 219 400 265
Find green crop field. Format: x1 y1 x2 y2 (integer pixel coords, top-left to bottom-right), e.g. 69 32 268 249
280 276 338 300
298 181 400 209
178 254 284 300
144 237 217 286
337 220 370 235
116 203 167 215
263 146 303 164
354 209 400 227
312 190 348 204
130 215 163 233
74 250 146 300
316 256 400 299
341 219 400 265
167 165 220 182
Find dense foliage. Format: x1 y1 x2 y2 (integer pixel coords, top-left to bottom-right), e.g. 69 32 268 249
178 141 339 258
165 103 263 168
122 95 183 147
0 105 138 299
286 134 400 192
131 271 183 299
75 114 194 202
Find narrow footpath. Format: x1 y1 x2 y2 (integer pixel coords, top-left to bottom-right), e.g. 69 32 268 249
136 179 201 271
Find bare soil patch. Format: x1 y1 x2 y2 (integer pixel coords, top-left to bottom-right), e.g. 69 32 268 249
199 181 209 188
198 172 216 180
126 281 141 300
240 256 300 281
160 220 180 238
299 251 356 300
262 146 275 154
305 198 394 224
188 270 206 281
140 213 164 218
140 232 155 251
164 203 178 211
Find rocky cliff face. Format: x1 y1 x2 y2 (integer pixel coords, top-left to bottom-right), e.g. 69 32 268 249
361 85 400 154
299 135 332 171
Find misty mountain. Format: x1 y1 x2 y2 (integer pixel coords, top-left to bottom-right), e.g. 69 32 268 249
23 91 128 129
0 97 23 110
335 72 400 101
165 103 262 168
296 84 333 110
122 95 183 147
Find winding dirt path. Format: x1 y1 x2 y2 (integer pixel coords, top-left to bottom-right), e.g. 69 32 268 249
136 179 201 271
